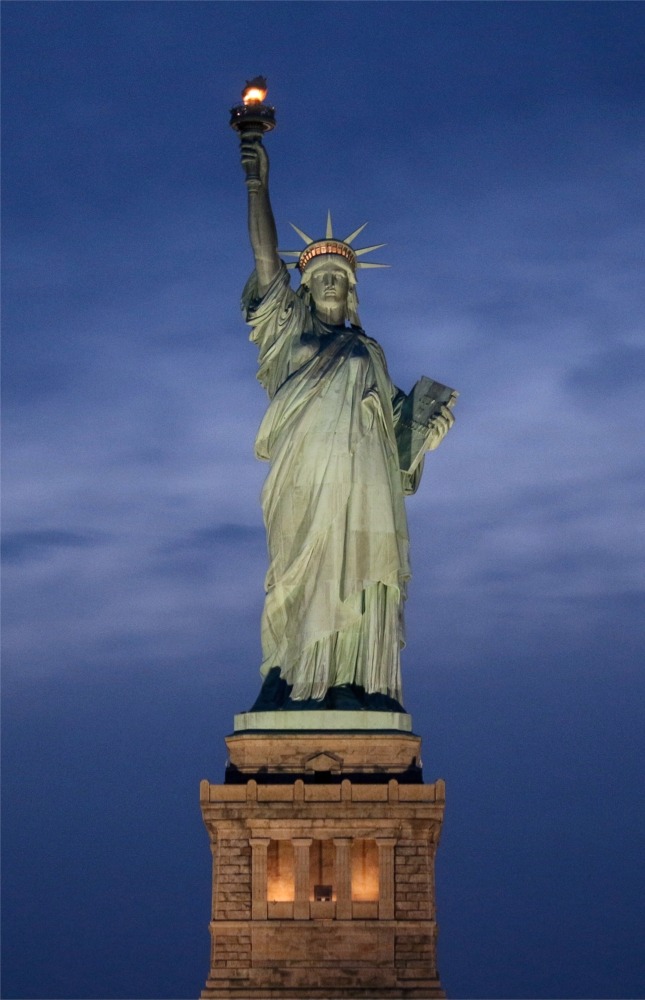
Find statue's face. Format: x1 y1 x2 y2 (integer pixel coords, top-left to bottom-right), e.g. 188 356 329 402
307 264 350 311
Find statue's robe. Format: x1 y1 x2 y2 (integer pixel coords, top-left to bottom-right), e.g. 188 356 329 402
243 266 422 703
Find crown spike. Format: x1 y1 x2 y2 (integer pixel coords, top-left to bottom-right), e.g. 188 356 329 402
355 243 387 256
285 262 298 269
343 222 368 245
289 222 314 245
285 217 388 274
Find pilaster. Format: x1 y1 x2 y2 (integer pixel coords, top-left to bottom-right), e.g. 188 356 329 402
249 838 270 920
292 837 312 920
333 837 352 919
377 837 397 920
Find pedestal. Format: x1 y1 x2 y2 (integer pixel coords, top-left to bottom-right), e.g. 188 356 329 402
200 714 445 998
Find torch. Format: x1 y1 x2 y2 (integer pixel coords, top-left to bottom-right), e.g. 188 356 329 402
229 77 276 184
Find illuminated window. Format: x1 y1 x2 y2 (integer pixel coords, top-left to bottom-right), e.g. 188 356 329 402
267 840 294 902
351 839 379 901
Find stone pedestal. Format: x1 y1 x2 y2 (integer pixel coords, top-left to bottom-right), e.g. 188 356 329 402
200 716 445 998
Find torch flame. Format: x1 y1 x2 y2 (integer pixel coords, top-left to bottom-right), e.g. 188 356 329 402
242 77 268 104
243 86 267 104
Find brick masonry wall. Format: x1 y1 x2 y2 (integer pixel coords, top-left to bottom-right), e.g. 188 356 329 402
208 931 251 985
395 931 437 981
213 838 251 921
394 839 431 920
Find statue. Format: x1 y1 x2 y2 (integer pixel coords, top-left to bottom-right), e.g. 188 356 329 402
239 134 456 713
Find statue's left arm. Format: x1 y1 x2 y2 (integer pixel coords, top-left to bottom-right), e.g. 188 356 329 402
392 388 455 495
422 403 455 451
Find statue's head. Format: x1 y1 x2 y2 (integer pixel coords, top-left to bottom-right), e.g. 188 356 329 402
280 214 387 328
300 256 358 326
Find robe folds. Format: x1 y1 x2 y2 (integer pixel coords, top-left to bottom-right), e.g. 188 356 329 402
243 266 418 703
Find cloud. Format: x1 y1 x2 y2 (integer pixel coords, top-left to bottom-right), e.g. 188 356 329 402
566 343 645 398
1 529 103 564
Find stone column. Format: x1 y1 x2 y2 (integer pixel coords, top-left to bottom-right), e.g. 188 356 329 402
249 837 270 920
292 837 312 920
376 837 397 920
333 838 352 920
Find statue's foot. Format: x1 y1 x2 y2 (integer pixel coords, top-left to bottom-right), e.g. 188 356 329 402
249 667 291 711
361 690 406 713
282 694 329 711
328 684 366 710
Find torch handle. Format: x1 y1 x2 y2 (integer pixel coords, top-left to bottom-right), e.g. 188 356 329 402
239 127 264 184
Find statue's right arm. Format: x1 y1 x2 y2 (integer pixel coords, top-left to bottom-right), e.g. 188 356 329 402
241 137 281 296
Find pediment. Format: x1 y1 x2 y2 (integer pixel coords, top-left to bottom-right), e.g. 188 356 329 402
304 751 342 773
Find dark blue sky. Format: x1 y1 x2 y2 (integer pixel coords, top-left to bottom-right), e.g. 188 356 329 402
2 3 644 998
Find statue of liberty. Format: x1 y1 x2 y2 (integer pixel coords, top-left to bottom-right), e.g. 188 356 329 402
240 135 456 713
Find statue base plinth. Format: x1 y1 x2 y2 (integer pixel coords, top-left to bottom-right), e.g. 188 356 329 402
233 708 411 733
225 727 422 783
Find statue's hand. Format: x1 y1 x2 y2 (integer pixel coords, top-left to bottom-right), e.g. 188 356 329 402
427 404 455 450
240 136 269 193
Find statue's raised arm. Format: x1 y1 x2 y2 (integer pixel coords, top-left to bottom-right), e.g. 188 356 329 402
240 137 280 295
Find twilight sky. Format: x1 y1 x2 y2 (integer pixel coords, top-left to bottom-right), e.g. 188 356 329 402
2 3 644 998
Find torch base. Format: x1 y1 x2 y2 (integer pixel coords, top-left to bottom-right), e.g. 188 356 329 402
229 103 276 133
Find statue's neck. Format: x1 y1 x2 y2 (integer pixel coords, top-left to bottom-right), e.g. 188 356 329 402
312 302 346 327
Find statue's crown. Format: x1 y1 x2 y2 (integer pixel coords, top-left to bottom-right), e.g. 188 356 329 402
280 213 388 274
299 239 357 273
